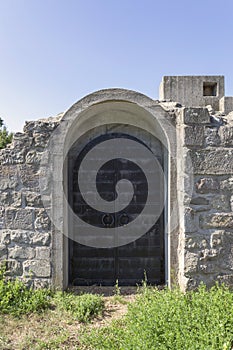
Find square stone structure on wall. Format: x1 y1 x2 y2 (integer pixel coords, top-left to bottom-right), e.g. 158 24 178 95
0 76 233 291
160 75 225 111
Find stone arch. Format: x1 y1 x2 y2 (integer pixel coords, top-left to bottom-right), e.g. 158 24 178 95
46 89 178 289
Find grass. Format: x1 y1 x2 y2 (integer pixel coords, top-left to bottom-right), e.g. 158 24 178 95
0 264 104 322
0 264 105 349
53 291 105 323
80 284 233 350
1 264 233 349
0 309 81 349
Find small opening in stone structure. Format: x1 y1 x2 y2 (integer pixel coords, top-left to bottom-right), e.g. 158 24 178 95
203 82 217 96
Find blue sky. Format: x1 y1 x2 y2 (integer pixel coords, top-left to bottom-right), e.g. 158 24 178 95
1 0 233 132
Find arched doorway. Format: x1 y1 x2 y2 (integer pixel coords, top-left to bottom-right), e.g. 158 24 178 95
47 90 178 290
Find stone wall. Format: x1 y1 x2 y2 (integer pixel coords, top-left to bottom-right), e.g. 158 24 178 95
0 85 233 291
177 107 233 289
0 115 61 288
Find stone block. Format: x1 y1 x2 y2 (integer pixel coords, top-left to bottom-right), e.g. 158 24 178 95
9 230 51 246
15 209 34 230
8 246 35 259
199 263 216 274
219 96 233 114
219 125 233 146
0 231 11 244
12 133 32 150
200 248 221 261
190 196 209 205
0 206 4 230
204 127 221 147
23 119 60 135
25 192 43 207
183 125 205 147
220 177 233 192
1 192 22 208
182 108 210 124
5 208 15 228
0 149 25 165
33 278 51 289
184 251 199 273
217 274 233 288
190 197 211 213
33 132 50 148
23 259 51 278
0 191 12 206
32 232 51 246
18 164 40 189
211 194 231 212
36 247 51 259
34 209 50 231
200 213 233 229
208 230 233 271
0 244 7 259
195 177 219 194
6 260 23 276
5 208 34 230
185 277 201 290
189 149 233 175
26 150 42 165
11 230 32 244
0 165 19 190
11 192 22 208
185 234 209 250
210 230 224 248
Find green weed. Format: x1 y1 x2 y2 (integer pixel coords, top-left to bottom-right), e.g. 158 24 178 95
0 265 51 317
54 291 104 323
0 264 104 322
81 283 233 350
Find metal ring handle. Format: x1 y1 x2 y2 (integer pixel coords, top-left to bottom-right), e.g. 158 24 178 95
101 214 114 227
118 213 129 226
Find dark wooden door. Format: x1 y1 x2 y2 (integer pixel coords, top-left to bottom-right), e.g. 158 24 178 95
69 133 164 286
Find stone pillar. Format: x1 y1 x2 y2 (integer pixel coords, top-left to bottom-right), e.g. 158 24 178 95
177 107 233 289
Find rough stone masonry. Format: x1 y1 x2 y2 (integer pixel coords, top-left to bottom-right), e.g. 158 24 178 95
0 75 233 290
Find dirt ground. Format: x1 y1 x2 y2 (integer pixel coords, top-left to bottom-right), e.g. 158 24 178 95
0 287 138 350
